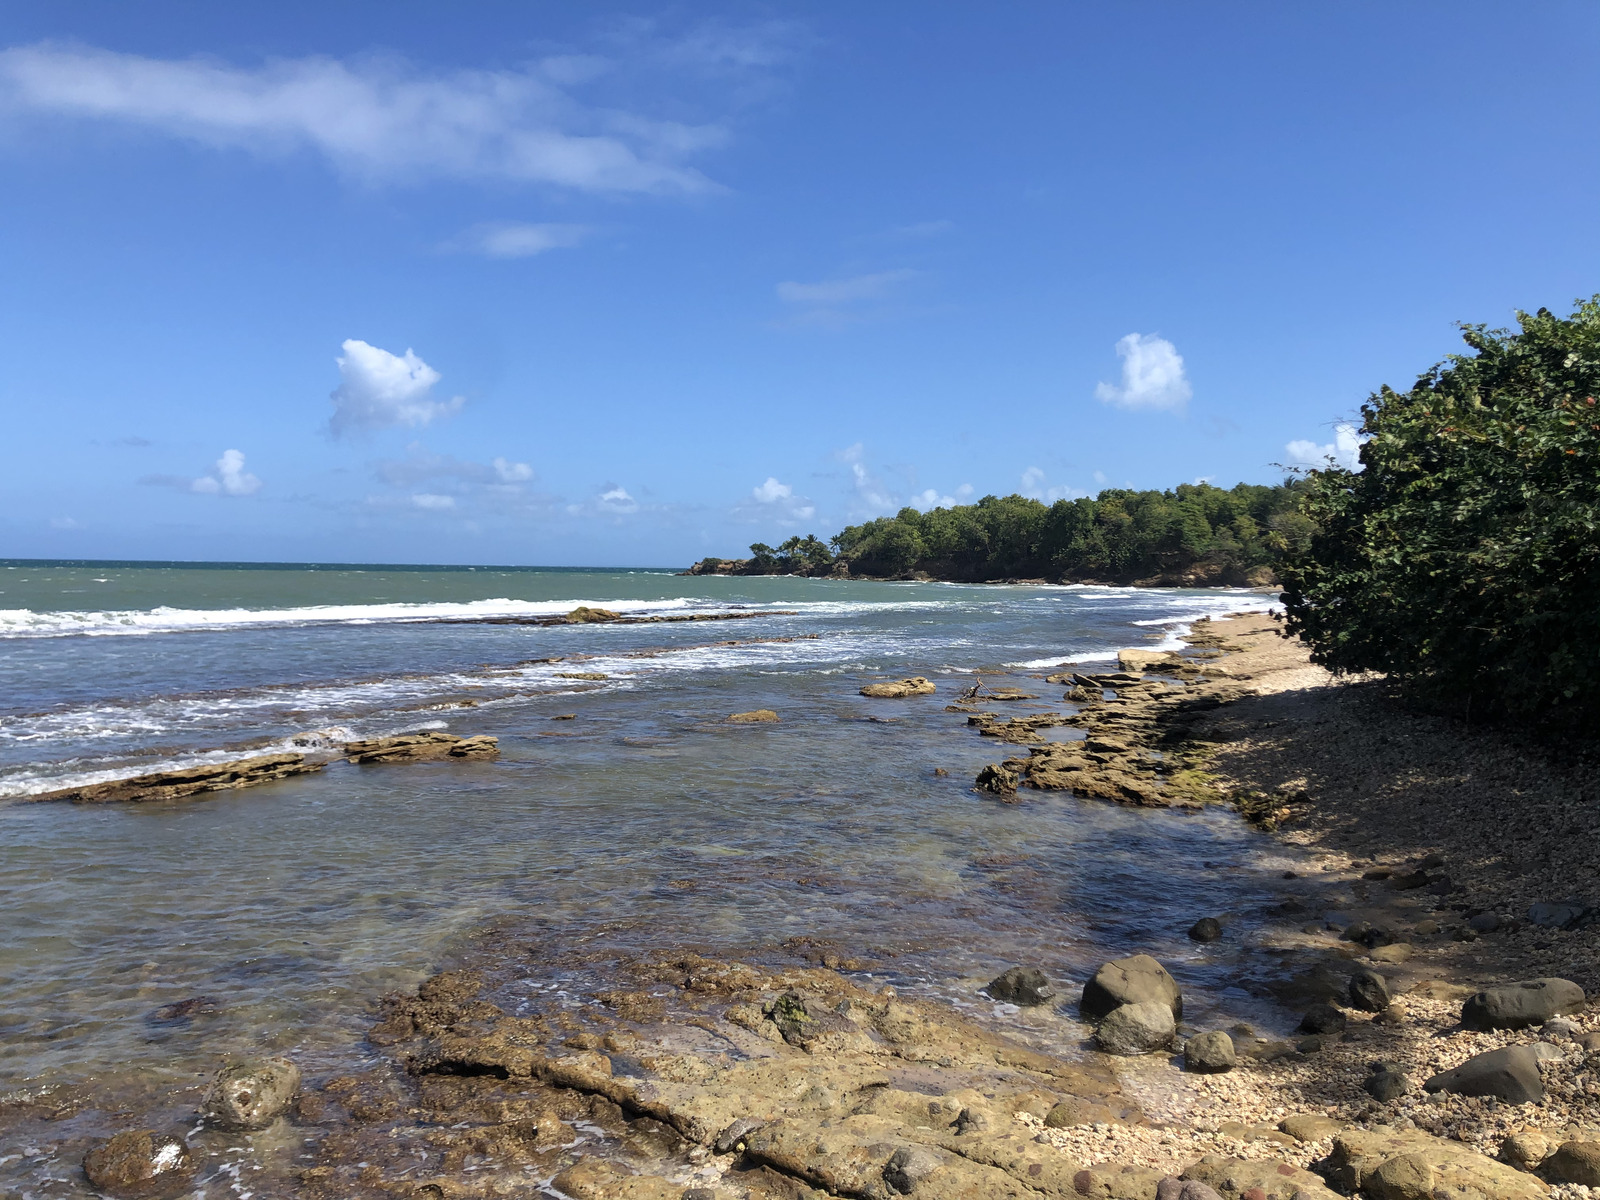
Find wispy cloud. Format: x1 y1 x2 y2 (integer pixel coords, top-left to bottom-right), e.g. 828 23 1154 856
777 269 917 306
411 492 455 510
0 42 724 192
191 448 261 496
329 340 463 437
1095 332 1192 414
447 221 590 258
597 485 638 514
1286 423 1364 471
909 484 974 510
1020 466 1084 504
372 445 532 488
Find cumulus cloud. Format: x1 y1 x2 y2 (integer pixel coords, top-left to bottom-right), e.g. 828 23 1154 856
1286 423 1364 471
0 43 722 193
191 448 261 495
908 484 974 511
1020 467 1084 504
777 269 917 306
1095 333 1192 413
745 475 815 522
598 485 638 514
330 340 463 437
493 456 533 482
448 221 590 258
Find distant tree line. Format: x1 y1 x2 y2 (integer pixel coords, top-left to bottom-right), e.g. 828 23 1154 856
689 481 1311 586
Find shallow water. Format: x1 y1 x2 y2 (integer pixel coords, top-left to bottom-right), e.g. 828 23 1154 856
0 562 1307 1194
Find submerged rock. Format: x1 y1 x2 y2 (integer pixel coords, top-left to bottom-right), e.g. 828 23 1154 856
1460 978 1586 1030
727 709 779 723
1424 1045 1545 1103
345 732 499 764
1188 917 1223 943
203 1056 301 1129
1081 955 1183 1021
82 1131 195 1200
860 677 937 698
986 966 1056 1006
36 753 321 804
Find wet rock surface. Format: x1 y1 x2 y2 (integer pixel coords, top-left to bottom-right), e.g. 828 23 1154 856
30 753 323 804
860 677 937 698
202 1056 301 1129
986 966 1056 1006
1081 955 1183 1022
344 731 500 763
82 1130 195 1200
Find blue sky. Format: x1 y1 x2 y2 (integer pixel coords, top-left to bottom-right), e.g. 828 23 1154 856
2 1 1596 566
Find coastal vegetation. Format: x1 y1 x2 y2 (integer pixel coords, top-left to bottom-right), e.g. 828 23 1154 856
1280 297 1600 729
694 481 1308 586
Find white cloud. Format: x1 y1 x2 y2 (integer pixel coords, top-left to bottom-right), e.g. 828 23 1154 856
777 269 917 305
1286 423 1364 471
493 456 533 482
450 221 589 258
1020 466 1084 504
329 340 463 437
49 515 82 529
835 442 897 516
909 484 974 511
0 43 719 193
598 485 638 514
745 475 815 522
192 448 261 495
1095 333 1192 413
752 476 791 503
411 492 455 510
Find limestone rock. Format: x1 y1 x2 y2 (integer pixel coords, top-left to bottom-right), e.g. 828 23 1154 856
38 753 321 804
860 677 937 698
975 763 1018 797
82 1131 196 1200
1179 1155 1341 1200
728 710 779 723
1095 1001 1177 1055
345 732 499 764
884 1145 944 1194
1184 1031 1235 1073
1349 969 1392 1013
1323 1126 1548 1200
767 992 873 1054
1460 979 1586 1031
1278 1114 1346 1143
549 1158 681 1199
1071 1163 1167 1200
1546 1142 1600 1187
1081 955 1183 1021
1118 649 1172 673
203 1056 301 1129
1424 1045 1545 1103
986 967 1056 1006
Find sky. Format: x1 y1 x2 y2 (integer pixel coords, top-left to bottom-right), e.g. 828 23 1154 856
1 1 1596 567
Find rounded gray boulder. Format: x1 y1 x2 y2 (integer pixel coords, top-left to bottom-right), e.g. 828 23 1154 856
1460 977 1585 1030
1423 1044 1544 1103
1184 1031 1236 1073
986 966 1056 1006
1347 969 1391 1013
1081 954 1183 1021
1094 1000 1176 1055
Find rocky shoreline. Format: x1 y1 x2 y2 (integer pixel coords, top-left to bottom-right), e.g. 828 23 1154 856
9 614 1600 1199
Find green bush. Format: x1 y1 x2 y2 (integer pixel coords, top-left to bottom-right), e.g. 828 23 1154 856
1280 296 1600 727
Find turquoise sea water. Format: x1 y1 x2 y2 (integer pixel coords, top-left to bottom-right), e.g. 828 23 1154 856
0 561 1307 1195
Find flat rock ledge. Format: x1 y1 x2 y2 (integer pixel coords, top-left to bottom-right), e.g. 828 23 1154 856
27 753 323 804
345 732 500 764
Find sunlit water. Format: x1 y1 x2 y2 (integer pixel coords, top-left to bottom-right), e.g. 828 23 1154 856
0 561 1315 1193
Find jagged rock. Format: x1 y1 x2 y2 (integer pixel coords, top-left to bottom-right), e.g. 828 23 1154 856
1094 1000 1177 1055
1349 969 1392 1013
562 606 623 623
975 763 1018 797
1460 979 1586 1030
1188 918 1223 943
1323 1126 1548 1200
860 677 937 698
203 1056 301 1129
82 1131 196 1200
1179 1155 1341 1200
36 753 322 804
728 710 779 723
1424 1045 1545 1103
1184 1031 1235 1073
1546 1142 1600 1186
1081 955 1183 1021
345 732 499 764
1298 1003 1347 1035
766 992 873 1054
1279 1114 1346 1143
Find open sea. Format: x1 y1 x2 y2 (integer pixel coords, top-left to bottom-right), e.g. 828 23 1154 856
0 560 1309 1195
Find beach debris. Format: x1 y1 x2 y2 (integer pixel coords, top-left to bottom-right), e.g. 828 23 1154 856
203 1056 302 1129
30 753 322 804
1459 977 1586 1030
344 732 499 764
82 1130 196 1200
1183 1031 1236 1073
728 709 779 723
860 677 936 698
985 966 1056 1006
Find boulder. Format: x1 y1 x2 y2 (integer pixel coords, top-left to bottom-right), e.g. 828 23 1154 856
1363 1063 1410 1102
1278 1114 1346 1144
1323 1126 1548 1200
1460 979 1586 1030
1469 912 1502 933
1369 943 1414 964
1179 1155 1342 1200
1188 917 1223 943
82 1131 196 1200
1349 969 1392 1013
766 992 872 1054
986 967 1056 1006
860 677 937 698
975 764 1018 797
203 1056 301 1129
1184 1031 1236 1073
1298 1003 1347 1035
1423 1045 1545 1103
1343 921 1394 949
1071 1163 1168 1200
1081 955 1183 1021
345 732 499 764
1501 1130 1556 1171
1540 1017 1580 1042
563 606 623 623
728 710 779 723
883 1146 944 1194
1094 1000 1176 1055
1528 902 1590 930
1157 1179 1223 1200
1546 1141 1600 1187
1118 649 1171 673
38 753 322 804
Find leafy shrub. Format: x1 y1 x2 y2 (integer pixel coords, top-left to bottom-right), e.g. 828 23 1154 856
1280 297 1600 727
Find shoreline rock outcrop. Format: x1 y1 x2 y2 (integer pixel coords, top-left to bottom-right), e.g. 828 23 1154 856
30 753 322 804
344 732 499 764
